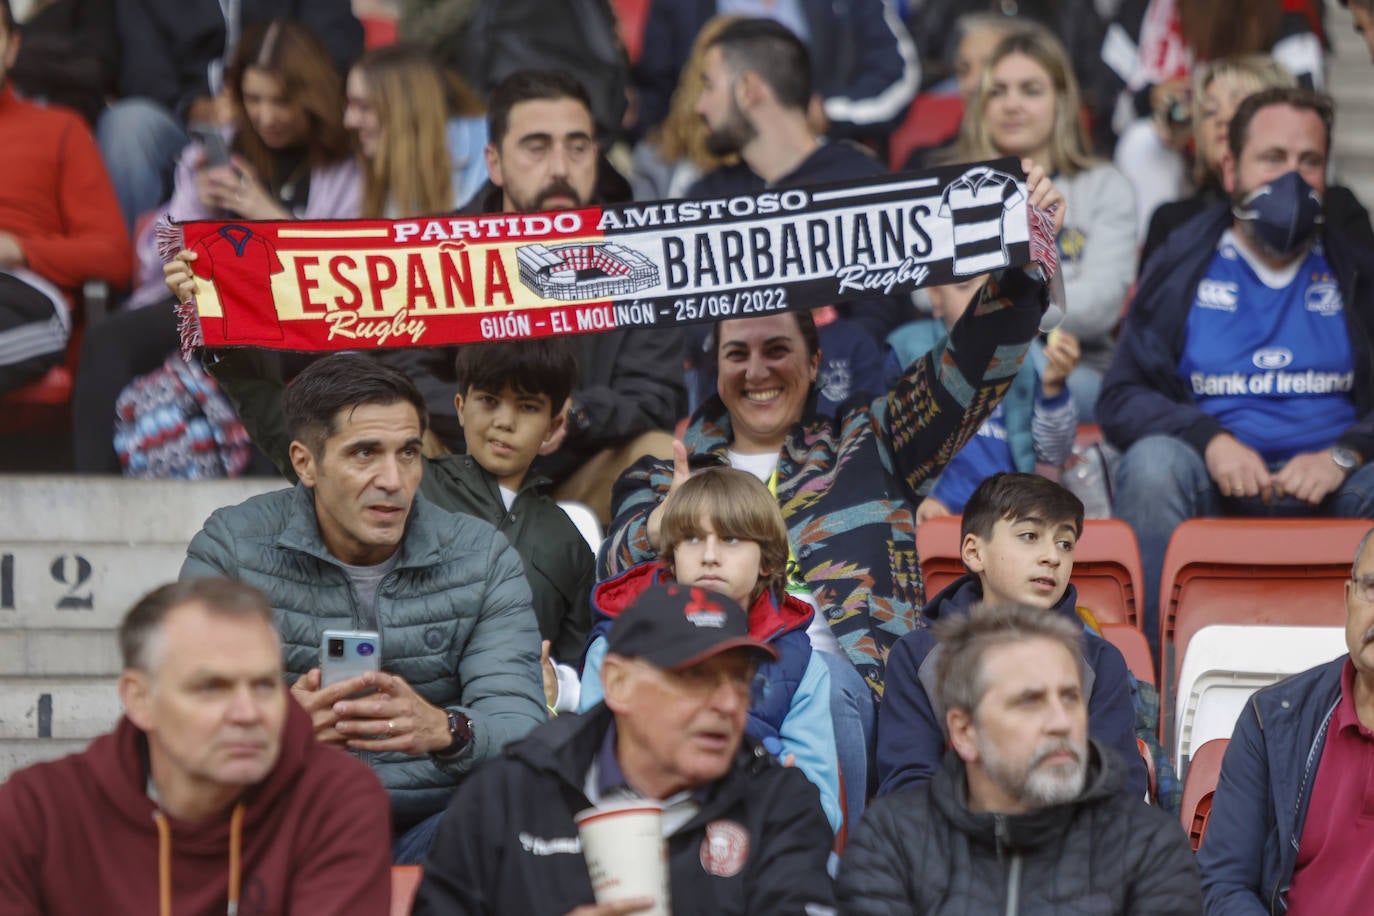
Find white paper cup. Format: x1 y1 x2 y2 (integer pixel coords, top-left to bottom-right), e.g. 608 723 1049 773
574 800 671 914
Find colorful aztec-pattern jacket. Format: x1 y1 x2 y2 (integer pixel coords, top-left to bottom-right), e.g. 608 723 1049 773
602 269 1045 698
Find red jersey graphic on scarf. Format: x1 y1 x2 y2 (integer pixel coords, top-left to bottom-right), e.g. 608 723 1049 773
190 226 286 342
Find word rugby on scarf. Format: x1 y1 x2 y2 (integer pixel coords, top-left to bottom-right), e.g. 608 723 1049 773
176 157 1049 353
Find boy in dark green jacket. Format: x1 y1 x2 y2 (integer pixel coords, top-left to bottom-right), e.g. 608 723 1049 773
208 340 594 709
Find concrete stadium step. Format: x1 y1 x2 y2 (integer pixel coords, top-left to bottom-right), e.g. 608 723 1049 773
1 740 93 777
2 475 285 781
0 677 122 741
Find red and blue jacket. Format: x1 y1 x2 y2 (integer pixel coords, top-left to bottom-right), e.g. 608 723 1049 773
579 562 842 832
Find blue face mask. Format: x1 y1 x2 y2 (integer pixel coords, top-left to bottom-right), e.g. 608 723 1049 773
1232 170 1324 257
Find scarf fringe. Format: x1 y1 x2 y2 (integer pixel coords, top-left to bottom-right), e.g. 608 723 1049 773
155 216 204 361
1029 204 1060 281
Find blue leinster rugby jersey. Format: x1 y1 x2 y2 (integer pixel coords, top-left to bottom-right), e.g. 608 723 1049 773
1178 231 1355 462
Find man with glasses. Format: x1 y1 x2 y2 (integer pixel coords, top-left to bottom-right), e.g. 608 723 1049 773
1199 527 1374 912
412 582 836 915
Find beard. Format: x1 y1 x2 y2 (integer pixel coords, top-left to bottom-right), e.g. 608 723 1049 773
703 101 757 157
978 733 1088 809
509 177 587 213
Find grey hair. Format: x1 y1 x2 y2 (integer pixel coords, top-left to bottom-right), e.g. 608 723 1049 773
934 602 1085 716
1354 527 1374 577
120 578 277 672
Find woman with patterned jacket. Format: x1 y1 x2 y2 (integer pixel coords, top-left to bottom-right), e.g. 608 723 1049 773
600 166 1062 708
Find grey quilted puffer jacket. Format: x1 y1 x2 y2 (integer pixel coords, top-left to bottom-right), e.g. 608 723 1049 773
181 483 546 829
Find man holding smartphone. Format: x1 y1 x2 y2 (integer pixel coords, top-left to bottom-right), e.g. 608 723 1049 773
181 355 548 863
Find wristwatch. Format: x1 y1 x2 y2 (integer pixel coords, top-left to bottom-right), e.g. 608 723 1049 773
436 710 473 759
1331 446 1362 476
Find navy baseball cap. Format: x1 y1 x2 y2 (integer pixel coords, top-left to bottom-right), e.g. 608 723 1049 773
607 583 779 671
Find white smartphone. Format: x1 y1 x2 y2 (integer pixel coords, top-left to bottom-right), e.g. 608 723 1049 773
320 629 381 687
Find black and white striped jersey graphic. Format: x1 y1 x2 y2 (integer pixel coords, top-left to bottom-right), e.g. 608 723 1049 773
938 166 1024 275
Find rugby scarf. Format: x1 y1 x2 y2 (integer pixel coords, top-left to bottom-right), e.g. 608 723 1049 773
168 157 1059 356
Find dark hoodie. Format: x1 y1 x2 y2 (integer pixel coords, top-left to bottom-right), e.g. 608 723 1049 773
413 704 836 915
839 741 1203 915
874 573 1145 799
0 700 391 916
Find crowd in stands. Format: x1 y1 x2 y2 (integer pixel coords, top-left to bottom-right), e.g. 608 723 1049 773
2 0 1374 912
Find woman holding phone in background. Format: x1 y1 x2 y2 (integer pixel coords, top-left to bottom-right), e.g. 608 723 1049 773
72 19 361 474
126 18 361 310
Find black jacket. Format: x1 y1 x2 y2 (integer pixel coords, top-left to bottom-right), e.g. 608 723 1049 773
424 454 594 662
413 705 836 915
685 141 913 349
114 0 363 120
9 0 119 125
635 0 918 142
839 742 1202 915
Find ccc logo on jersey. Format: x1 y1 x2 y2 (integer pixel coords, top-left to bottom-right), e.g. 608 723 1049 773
1252 348 1294 370
1196 280 1238 312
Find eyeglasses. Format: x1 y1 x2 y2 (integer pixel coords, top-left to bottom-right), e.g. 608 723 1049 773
1350 576 1374 604
633 658 764 705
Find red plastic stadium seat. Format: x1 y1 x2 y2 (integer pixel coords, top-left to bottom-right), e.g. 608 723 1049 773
1073 424 1103 450
612 0 651 65
0 279 109 437
391 865 423 916
888 92 963 171
916 514 964 599
1069 518 1144 628
1181 738 1229 852
923 516 1148 631
1101 622 1155 687
1137 736 1158 803
0 330 79 435
361 15 398 49
917 516 1146 629
1159 518 1367 741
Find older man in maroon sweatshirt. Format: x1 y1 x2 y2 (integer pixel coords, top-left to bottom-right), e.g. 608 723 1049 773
0 578 392 915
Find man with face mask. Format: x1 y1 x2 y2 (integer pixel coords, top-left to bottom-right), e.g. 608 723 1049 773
1099 87 1374 659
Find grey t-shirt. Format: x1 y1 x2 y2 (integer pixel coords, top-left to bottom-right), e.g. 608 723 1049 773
339 552 401 630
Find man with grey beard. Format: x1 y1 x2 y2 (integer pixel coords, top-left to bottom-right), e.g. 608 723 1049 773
838 603 1200 915
1199 527 1374 913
